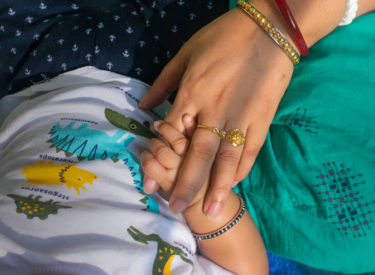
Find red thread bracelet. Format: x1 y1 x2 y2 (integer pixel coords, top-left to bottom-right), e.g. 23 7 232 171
274 0 309 56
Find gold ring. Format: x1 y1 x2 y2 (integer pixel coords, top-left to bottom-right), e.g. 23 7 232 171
197 124 245 147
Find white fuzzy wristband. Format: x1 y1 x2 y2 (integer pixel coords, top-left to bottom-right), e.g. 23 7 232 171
339 0 358 26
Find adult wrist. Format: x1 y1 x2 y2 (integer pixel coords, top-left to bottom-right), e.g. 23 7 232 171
248 0 346 48
242 0 300 53
230 7 295 73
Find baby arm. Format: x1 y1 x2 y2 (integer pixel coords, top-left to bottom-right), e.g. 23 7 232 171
141 120 268 275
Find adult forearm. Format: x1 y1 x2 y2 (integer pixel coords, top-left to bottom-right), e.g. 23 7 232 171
183 192 268 275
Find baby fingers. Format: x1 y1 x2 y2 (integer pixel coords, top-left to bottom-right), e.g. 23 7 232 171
148 138 182 169
141 150 175 193
154 120 189 156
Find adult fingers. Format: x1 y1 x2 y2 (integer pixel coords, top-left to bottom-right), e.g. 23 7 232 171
182 114 196 140
203 123 246 218
139 51 187 110
168 119 222 213
234 124 269 182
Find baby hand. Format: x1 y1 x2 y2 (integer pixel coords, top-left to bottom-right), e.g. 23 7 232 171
141 117 208 209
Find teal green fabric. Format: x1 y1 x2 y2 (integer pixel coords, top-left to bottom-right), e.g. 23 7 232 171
238 12 375 274
229 0 237 10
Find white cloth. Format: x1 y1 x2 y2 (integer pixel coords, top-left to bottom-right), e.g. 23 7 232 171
0 67 232 275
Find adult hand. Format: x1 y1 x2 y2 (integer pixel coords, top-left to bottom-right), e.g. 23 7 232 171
139 5 294 217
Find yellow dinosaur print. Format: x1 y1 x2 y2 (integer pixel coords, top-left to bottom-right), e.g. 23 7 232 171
22 160 97 195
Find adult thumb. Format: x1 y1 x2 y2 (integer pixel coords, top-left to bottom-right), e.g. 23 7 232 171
139 53 187 110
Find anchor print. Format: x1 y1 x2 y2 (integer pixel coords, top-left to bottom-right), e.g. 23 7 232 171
85 53 92 62
25 16 34 24
135 67 143 75
171 25 178 33
8 8 16 16
47 55 53 62
122 50 130 58
138 40 146 48
160 11 167 18
189 13 197 20
71 3 79 10
106 62 114 70
72 44 79 52
95 46 100 54
126 26 134 34
109 35 116 42
39 2 47 9
152 56 160 64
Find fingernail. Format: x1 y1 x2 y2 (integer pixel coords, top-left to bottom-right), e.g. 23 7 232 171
171 199 188 213
153 120 161 131
206 202 223 219
143 175 157 194
232 181 239 187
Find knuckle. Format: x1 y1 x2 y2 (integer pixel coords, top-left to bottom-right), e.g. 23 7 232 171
217 148 239 163
208 184 232 202
142 158 155 175
179 72 207 97
148 138 158 148
210 88 227 107
214 184 232 195
157 120 169 132
180 182 202 201
172 136 188 152
211 178 233 192
154 144 170 159
190 141 216 162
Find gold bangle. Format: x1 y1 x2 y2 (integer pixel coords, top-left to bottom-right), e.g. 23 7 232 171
237 0 300 66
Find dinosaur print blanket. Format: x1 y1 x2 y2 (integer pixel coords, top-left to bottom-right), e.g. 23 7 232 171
0 67 231 275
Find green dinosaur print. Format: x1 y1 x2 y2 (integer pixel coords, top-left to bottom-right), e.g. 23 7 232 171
7 194 71 220
105 108 157 138
127 226 193 274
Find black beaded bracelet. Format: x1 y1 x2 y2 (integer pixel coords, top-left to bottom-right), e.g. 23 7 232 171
192 197 246 241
